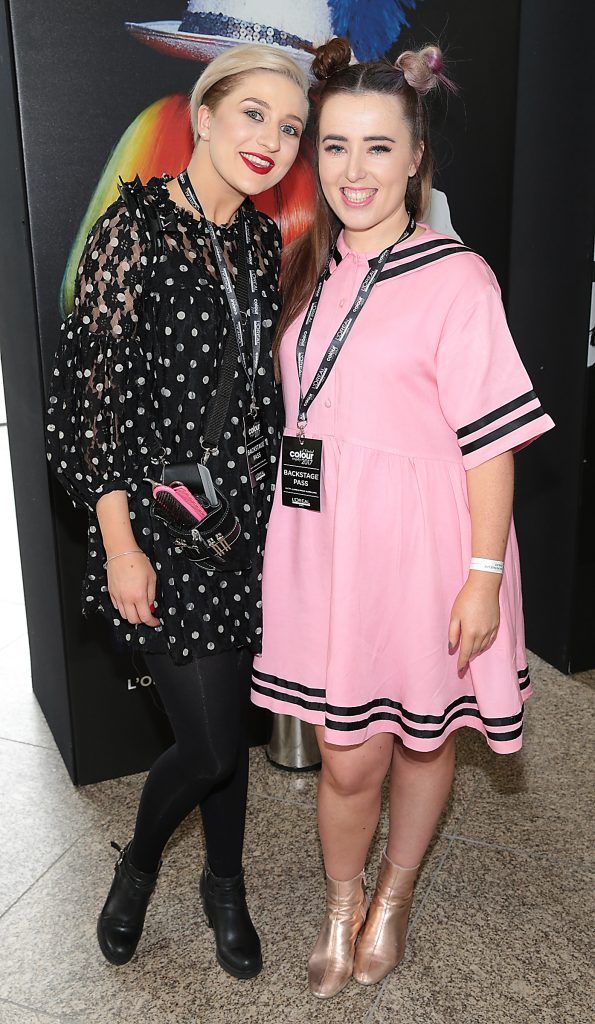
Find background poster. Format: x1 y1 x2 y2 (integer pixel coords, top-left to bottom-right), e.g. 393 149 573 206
6 0 523 782
10 0 521 349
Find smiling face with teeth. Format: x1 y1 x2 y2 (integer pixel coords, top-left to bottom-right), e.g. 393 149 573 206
318 91 423 253
195 70 308 208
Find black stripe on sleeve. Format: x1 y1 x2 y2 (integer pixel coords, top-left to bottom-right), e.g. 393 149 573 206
457 390 538 439
460 406 545 456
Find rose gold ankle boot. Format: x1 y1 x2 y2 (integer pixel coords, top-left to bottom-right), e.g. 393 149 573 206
353 851 419 985
308 870 368 999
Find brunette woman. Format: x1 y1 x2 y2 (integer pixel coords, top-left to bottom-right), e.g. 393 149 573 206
251 39 554 997
46 44 309 978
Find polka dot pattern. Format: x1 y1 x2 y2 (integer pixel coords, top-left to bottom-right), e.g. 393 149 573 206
46 176 283 664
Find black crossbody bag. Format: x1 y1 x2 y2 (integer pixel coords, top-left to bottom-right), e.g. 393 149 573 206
118 176 252 574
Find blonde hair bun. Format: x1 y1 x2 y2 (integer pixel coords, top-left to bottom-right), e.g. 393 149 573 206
395 45 447 96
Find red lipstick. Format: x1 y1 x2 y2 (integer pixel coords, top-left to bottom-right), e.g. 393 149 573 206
239 151 275 175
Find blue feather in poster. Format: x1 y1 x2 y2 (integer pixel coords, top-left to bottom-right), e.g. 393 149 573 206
329 0 419 61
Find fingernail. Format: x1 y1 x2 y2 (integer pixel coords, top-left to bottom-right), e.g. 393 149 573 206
149 603 156 613
448 642 454 653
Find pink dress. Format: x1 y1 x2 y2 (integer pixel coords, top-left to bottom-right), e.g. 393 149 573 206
251 228 555 753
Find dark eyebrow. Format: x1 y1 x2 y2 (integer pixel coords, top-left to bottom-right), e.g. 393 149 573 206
321 134 396 143
241 97 305 128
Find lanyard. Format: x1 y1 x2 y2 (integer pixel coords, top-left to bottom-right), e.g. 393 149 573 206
178 170 262 413
295 214 416 436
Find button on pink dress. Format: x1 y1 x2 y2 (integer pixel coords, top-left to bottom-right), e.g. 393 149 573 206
252 229 555 752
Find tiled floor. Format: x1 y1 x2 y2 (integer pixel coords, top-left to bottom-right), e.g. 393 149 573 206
0 422 593 1023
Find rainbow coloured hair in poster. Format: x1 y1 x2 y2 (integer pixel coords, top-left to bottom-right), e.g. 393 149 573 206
61 0 429 316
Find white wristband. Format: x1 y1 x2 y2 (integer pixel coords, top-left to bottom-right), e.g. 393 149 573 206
470 557 504 575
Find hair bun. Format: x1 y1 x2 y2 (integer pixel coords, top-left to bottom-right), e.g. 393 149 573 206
311 37 352 81
395 45 451 96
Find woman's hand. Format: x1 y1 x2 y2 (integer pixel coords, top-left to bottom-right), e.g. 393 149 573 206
107 551 160 627
96 490 160 627
448 573 501 674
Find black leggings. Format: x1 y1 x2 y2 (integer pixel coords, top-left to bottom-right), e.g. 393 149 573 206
128 648 251 877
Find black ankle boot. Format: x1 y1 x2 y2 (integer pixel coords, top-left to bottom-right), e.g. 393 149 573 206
200 862 262 979
97 842 161 966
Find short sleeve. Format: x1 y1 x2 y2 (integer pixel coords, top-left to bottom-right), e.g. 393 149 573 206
46 201 152 510
436 275 555 470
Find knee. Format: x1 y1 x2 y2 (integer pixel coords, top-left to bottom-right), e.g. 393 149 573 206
177 745 239 789
322 760 384 799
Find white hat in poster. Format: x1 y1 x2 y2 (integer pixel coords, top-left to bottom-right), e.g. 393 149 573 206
125 0 420 63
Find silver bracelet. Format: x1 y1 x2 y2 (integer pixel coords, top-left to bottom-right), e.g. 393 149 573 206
470 557 504 575
103 549 146 569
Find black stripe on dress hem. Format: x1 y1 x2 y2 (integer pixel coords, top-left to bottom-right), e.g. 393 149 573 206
485 723 524 743
457 390 537 439
326 694 524 727
252 667 326 698
377 246 473 282
252 680 325 714
252 683 525 738
460 406 545 456
254 667 530 723
325 705 523 741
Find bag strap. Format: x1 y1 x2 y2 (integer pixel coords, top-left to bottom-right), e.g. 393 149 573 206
201 213 251 456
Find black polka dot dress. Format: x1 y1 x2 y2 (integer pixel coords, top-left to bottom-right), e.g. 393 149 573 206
46 176 283 664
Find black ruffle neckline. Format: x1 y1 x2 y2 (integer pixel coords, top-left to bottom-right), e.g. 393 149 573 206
149 174 256 240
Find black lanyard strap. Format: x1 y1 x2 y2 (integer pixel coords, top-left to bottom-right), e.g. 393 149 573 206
178 170 262 412
295 214 416 434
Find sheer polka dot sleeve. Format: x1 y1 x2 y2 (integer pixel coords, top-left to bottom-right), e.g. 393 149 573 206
46 202 151 509
271 220 282 281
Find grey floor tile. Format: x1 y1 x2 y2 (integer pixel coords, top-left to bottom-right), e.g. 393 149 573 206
0 737 136 918
0 672 55 751
0 634 30 675
0 780 448 1024
0 1002 64 1024
446 655 594 862
374 840 594 1024
248 744 320 807
0 604 28 653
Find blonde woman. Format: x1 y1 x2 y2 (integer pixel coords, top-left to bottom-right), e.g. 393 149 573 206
46 45 309 978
